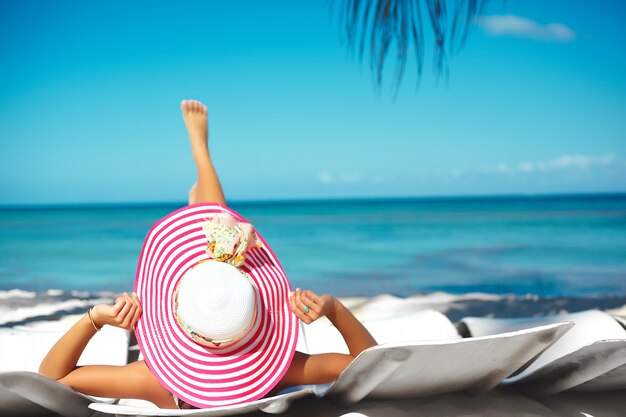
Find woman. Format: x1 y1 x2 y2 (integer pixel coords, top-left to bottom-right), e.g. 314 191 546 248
38 100 377 409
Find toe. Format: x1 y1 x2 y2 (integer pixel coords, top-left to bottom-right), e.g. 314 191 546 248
181 99 206 114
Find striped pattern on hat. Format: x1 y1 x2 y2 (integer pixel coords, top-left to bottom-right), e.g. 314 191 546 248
134 203 298 408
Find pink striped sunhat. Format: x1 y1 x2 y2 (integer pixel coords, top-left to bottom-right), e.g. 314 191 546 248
134 203 298 408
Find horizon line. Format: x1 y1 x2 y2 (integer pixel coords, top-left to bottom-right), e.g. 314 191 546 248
2 191 626 210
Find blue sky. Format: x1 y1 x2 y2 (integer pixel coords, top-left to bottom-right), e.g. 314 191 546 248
1 0 625 204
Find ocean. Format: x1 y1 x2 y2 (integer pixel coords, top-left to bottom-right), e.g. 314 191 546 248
1 194 626 325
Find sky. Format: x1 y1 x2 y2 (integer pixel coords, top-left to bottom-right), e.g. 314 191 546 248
1 0 625 205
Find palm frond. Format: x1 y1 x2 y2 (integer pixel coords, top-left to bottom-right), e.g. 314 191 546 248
332 0 489 93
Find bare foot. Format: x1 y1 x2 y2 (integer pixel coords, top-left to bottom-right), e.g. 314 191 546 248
181 99 209 159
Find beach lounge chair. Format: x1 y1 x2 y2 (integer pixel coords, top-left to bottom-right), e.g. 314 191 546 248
87 312 571 415
4 309 625 416
459 309 626 395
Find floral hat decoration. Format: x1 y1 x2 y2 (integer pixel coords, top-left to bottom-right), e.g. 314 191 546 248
134 203 298 408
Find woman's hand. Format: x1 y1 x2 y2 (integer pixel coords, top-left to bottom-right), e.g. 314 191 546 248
92 292 142 331
290 289 336 324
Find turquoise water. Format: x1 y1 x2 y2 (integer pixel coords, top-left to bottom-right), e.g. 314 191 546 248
1 195 625 297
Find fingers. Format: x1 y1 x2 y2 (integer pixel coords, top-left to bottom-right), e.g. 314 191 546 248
112 297 126 315
130 292 143 328
304 290 323 305
122 292 142 329
301 290 322 316
118 293 133 319
111 292 143 330
122 296 136 328
290 288 321 324
290 289 311 324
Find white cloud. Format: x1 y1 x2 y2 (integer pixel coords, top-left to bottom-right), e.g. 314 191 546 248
484 153 617 175
318 171 333 184
485 162 511 174
339 172 362 183
518 162 535 173
550 153 616 169
478 14 575 42
317 171 363 184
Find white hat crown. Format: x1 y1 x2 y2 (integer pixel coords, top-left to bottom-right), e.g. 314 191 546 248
174 260 257 348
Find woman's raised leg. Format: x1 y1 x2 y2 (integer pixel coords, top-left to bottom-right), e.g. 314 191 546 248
181 100 226 206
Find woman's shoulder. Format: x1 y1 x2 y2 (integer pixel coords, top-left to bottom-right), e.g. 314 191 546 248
125 361 176 408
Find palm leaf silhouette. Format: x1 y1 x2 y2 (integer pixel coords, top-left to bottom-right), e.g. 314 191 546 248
332 0 490 93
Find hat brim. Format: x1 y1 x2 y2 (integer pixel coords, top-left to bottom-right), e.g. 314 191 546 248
134 203 298 408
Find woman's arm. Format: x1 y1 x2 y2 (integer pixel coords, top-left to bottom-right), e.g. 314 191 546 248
293 289 376 358
38 293 176 408
39 292 141 379
276 289 377 389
